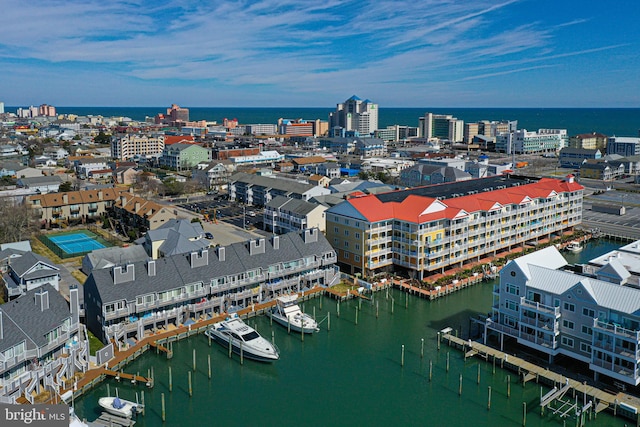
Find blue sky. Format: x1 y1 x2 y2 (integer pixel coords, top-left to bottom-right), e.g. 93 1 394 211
1 0 639 108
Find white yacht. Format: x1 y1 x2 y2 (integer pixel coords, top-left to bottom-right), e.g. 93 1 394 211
98 396 143 418
271 294 319 334
205 314 280 362
565 241 583 253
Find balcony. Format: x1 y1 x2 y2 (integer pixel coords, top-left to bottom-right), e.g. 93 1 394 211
520 297 561 318
593 318 640 341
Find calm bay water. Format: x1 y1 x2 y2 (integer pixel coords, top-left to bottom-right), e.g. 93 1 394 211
74 240 628 426
45 107 640 137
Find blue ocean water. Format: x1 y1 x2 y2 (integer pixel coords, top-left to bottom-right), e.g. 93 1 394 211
40 107 640 137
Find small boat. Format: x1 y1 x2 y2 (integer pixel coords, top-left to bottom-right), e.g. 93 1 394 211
271 294 319 333
565 241 583 253
98 396 143 418
205 313 279 362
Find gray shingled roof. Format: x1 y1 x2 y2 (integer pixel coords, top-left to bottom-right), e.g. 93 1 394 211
9 252 59 278
86 230 335 305
0 284 71 351
83 245 149 272
266 196 318 216
230 172 317 195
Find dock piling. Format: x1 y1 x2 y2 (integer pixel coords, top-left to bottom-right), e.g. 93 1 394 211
188 371 192 397
355 307 358 325
405 292 408 309
421 338 424 359
401 345 405 367
141 390 145 416
168 367 172 392
161 393 166 422
488 386 492 410
446 352 450 372
337 301 340 318
429 360 432 381
327 312 331 331
507 375 511 398
193 349 196 372
208 355 211 379
376 301 379 318
459 374 463 396
522 402 526 426
477 364 480 384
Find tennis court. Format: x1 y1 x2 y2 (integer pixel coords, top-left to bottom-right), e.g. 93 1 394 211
40 229 111 258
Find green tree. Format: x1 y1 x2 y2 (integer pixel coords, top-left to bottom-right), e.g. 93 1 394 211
59 181 73 192
93 131 111 144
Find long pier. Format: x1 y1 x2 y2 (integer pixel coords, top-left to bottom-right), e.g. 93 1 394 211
442 331 640 420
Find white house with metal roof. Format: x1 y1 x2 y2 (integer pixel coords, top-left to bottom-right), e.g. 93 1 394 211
486 245 640 386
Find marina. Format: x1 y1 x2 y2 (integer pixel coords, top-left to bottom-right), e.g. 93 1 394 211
70 239 632 426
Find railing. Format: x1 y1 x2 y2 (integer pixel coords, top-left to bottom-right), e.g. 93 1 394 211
593 318 640 341
520 297 561 318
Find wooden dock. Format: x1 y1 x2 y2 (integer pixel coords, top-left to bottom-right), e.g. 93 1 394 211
103 370 153 387
441 331 638 418
89 413 136 427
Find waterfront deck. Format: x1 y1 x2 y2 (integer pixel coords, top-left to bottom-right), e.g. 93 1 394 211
53 287 326 405
442 331 640 419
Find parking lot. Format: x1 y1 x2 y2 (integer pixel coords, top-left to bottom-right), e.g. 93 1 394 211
177 198 265 232
581 191 640 240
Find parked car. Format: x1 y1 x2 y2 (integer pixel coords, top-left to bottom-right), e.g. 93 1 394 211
205 232 214 239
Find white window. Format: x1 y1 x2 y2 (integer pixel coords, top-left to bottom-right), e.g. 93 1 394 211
562 320 574 330
561 336 574 347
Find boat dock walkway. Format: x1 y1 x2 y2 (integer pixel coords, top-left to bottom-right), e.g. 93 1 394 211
56 287 326 405
441 331 640 418
88 413 136 427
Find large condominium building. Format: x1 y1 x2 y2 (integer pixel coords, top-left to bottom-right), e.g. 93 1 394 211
486 243 640 387
229 172 331 206
569 133 608 150
419 113 464 143
329 95 379 136
607 137 640 157
496 129 567 154
326 175 583 279
159 143 211 171
27 188 128 227
111 134 165 160
84 229 338 345
464 120 517 144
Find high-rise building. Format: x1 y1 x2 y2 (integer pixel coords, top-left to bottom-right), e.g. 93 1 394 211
167 104 189 123
329 95 378 136
0 102 4 114
38 104 56 117
419 113 464 142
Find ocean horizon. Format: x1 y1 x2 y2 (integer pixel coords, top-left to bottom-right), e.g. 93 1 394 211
8 106 640 137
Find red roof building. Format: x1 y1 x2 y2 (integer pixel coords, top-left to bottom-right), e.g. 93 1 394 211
326 175 584 279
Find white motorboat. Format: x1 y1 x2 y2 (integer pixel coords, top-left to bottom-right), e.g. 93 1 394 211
98 396 143 418
205 313 279 362
271 294 319 334
565 241 583 253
